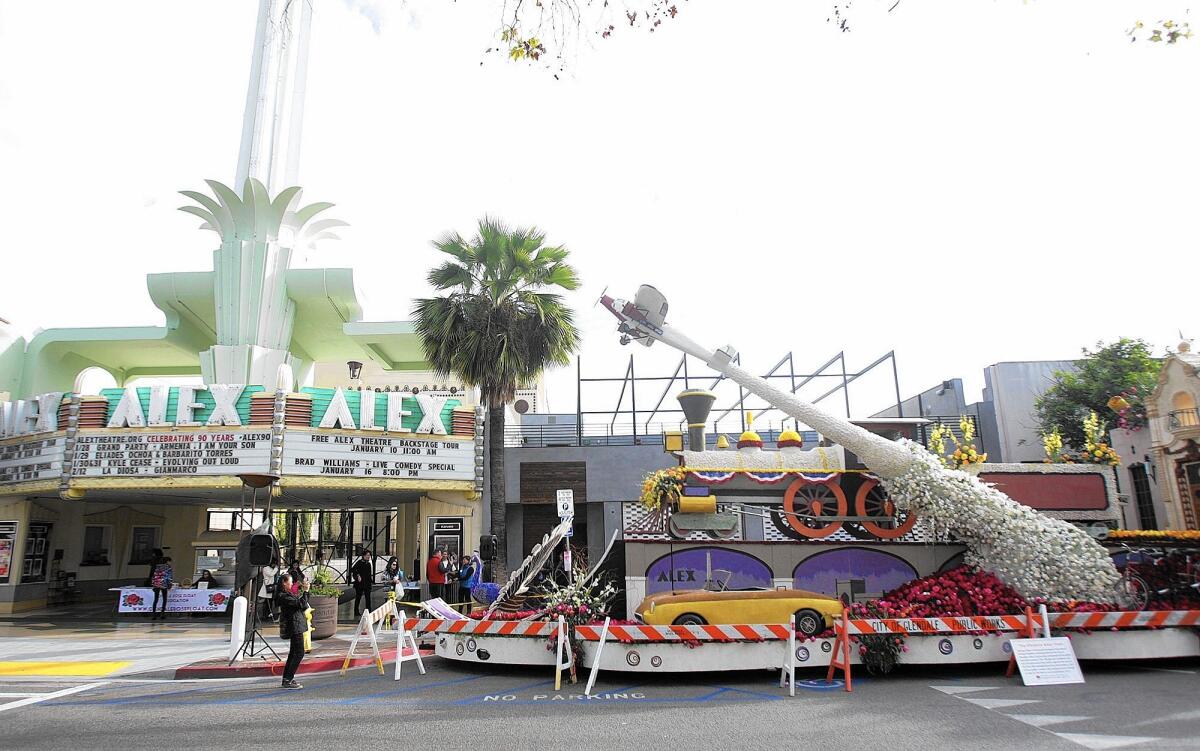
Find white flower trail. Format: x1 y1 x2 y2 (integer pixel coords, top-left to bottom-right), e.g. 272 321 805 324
718 360 1119 602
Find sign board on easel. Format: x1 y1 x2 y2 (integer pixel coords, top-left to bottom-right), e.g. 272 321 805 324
1010 637 1084 686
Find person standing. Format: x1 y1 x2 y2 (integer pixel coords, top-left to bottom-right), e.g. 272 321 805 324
381 556 406 598
149 556 173 620
286 558 306 585
273 572 309 690
457 553 480 612
350 550 374 618
426 549 445 602
257 558 279 623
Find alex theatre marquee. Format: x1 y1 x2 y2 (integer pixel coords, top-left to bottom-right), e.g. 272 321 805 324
0 384 483 498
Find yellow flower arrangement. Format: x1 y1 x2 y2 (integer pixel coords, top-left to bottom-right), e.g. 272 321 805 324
1082 411 1121 467
1042 428 1065 463
640 467 686 511
1108 529 1200 541
927 417 987 469
1042 415 1120 466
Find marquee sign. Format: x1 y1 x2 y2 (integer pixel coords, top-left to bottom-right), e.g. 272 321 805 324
71 431 272 477
0 437 66 485
1 383 478 487
283 432 474 481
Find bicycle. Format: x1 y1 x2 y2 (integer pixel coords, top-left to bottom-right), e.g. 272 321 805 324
1115 543 1200 610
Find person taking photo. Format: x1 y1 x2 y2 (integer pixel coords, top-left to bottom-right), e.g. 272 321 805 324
273 572 309 690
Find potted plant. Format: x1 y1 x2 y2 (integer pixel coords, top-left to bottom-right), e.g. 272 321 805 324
307 567 343 640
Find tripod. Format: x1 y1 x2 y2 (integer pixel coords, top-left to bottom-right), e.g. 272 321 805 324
229 567 280 664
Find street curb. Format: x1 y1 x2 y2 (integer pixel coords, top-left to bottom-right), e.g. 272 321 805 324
174 646 433 680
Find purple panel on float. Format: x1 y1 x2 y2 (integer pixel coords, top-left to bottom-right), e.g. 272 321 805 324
793 548 917 596
645 547 772 595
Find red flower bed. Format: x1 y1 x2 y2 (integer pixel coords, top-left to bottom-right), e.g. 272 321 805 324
848 566 1119 622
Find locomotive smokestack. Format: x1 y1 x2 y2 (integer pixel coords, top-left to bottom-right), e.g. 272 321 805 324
677 389 716 451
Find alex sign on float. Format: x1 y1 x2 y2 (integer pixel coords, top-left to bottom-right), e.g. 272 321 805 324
1 384 475 484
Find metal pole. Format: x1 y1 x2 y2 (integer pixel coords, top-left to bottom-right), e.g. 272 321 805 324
890 351 904 419
630 356 638 440
576 355 583 447
840 352 851 418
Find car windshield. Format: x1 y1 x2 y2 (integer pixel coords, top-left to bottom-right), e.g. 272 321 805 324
702 569 733 592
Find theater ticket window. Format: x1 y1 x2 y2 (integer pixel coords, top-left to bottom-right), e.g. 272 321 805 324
22 522 52 583
0 522 16 585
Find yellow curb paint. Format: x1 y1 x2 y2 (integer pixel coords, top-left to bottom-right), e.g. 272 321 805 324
0 661 131 677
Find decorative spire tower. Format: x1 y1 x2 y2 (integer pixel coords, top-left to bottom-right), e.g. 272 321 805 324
179 0 345 386
237 0 313 196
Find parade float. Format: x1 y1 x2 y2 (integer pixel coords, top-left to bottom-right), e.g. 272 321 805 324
411 285 1199 685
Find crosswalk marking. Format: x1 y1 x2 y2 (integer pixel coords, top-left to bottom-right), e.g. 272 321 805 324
1053 733 1161 750
961 697 1040 710
1007 714 1092 728
0 682 108 713
929 685 1001 695
0 661 131 677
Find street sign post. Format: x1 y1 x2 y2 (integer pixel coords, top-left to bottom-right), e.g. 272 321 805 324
556 489 574 519
557 489 574 581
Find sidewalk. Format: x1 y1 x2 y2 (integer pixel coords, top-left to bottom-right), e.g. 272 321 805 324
177 638 431 679
0 619 233 679
0 612 433 680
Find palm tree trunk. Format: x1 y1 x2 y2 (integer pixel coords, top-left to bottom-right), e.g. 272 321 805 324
487 405 508 582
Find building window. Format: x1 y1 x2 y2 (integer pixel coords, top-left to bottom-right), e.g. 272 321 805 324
22 523 52 583
81 525 113 566
206 509 265 532
0 521 17 585
1129 464 1157 530
362 525 375 543
128 526 160 565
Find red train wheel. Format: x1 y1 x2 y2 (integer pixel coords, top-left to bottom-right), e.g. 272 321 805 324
855 478 916 539
783 479 847 539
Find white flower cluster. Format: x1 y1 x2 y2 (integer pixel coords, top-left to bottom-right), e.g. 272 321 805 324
882 440 1120 602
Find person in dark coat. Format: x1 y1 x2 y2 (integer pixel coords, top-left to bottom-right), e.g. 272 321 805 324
350 550 374 618
273 572 309 690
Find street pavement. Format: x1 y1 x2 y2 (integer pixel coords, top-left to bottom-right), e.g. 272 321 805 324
1 656 1198 750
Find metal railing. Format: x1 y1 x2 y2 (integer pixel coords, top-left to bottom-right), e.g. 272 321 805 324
506 423 818 449
1168 408 1200 430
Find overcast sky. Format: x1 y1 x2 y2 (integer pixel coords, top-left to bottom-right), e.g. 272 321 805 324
1 1 1196 428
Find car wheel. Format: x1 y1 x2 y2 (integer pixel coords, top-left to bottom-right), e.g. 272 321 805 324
793 609 825 637
672 613 707 626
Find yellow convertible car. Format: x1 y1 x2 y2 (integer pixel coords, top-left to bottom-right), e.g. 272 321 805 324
635 588 844 636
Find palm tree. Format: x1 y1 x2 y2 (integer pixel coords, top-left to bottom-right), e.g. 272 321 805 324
413 217 581 579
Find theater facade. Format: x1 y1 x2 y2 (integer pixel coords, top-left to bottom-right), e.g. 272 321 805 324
0 258 483 613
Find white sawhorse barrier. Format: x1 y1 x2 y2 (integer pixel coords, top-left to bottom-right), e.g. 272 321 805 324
553 615 573 691
340 597 428 680
340 599 394 676
778 615 797 697
393 609 426 681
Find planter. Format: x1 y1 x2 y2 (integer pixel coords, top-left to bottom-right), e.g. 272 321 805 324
309 594 339 640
